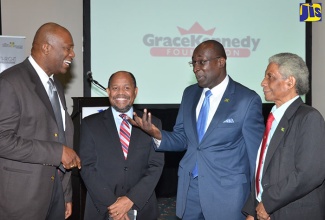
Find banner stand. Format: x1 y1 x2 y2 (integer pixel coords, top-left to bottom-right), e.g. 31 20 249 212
0 36 25 74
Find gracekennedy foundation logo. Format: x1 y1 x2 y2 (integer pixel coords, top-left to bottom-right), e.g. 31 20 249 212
142 22 260 57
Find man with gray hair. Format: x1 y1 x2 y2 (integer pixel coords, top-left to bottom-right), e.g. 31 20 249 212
242 53 325 220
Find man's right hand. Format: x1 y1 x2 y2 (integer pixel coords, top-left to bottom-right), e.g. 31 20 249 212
128 109 162 140
62 146 81 169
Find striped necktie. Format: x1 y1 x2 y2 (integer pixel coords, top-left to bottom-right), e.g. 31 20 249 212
119 114 131 159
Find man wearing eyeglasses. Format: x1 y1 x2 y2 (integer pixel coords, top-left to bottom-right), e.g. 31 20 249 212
129 40 264 220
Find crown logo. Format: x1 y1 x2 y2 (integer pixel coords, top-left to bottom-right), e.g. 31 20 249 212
177 22 216 36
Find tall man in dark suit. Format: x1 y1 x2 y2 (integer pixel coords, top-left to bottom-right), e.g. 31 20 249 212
129 40 265 220
242 53 325 220
0 23 81 220
80 71 164 220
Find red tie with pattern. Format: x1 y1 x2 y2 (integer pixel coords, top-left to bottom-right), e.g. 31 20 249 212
119 114 130 159
256 113 275 196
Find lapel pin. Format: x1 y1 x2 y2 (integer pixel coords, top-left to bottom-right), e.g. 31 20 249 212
281 127 285 132
224 98 230 102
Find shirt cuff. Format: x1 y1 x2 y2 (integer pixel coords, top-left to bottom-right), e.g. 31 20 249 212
153 138 161 147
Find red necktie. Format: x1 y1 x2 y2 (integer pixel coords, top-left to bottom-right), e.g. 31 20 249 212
119 114 130 159
256 113 275 196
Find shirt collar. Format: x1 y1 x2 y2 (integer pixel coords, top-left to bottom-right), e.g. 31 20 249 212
111 106 134 120
271 96 299 122
28 55 53 86
203 75 229 96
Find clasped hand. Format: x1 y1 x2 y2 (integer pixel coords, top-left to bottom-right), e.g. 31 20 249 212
108 196 133 220
61 145 81 169
256 202 270 220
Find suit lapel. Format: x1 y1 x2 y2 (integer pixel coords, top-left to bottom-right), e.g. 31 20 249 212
127 109 149 157
203 77 236 142
103 108 125 158
25 59 56 121
128 110 140 153
263 98 304 174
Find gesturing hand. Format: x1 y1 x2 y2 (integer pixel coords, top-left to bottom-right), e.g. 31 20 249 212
127 109 162 140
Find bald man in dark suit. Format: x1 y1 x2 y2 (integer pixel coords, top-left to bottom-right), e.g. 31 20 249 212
0 22 80 220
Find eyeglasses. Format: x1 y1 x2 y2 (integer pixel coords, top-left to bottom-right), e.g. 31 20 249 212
188 57 221 67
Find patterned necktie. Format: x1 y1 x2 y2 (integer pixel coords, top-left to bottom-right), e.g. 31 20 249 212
192 90 212 178
255 112 275 196
119 114 131 159
48 78 66 174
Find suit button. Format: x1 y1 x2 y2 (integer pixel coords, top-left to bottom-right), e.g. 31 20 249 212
51 176 55 181
54 133 58 137
124 167 128 171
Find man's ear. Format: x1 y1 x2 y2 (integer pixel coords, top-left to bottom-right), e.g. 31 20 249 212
287 76 296 89
42 43 51 55
219 57 226 68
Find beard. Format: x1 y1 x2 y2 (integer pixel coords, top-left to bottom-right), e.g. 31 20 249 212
112 104 132 113
109 94 133 113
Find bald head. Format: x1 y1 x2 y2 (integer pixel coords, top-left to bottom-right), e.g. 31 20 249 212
31 23 71 55
30 22 75 76
195 40 227 60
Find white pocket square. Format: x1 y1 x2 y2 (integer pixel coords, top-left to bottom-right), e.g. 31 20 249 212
223 118 234 123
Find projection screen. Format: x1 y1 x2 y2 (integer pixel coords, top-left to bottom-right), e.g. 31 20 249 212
86 0 308 104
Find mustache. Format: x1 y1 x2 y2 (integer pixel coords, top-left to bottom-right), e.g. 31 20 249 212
113 95 130 100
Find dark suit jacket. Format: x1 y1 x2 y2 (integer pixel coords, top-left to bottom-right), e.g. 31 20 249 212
80 108 164 220
159 77 265 220
0 59 74 219
242 98 325 220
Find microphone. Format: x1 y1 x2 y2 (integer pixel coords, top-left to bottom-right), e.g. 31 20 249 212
87 71 93 82
86 71 106 91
